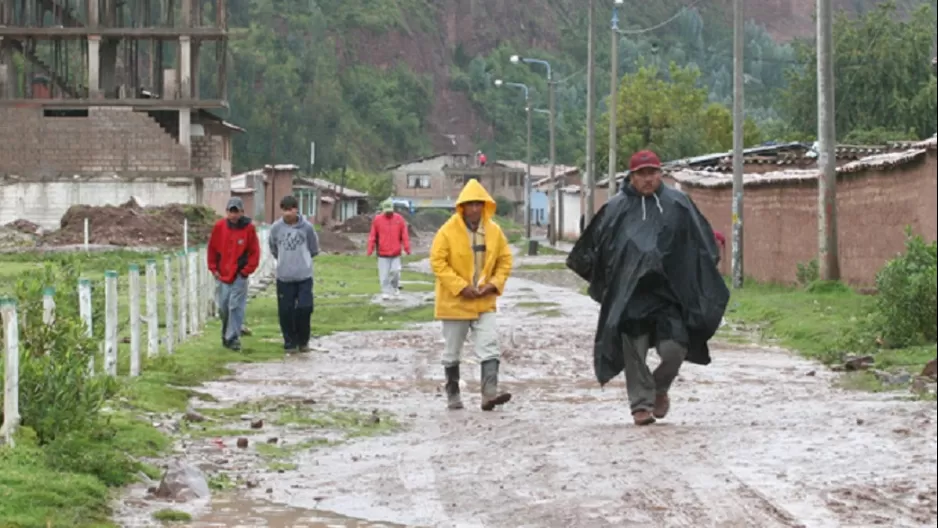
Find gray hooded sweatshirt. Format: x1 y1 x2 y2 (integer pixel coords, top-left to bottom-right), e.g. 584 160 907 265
269 215 320 282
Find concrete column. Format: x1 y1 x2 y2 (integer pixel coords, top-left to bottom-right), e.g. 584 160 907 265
88 35 101 98
179 36 191 99
178 35 192 154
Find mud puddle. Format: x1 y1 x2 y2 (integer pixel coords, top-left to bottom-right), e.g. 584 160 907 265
183 495 406 527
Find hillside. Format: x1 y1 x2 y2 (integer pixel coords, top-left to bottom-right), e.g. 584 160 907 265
224 0 929 173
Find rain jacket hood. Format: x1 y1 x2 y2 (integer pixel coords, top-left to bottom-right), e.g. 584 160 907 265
430 180 513 320
566 182 729 386
455 178 497 221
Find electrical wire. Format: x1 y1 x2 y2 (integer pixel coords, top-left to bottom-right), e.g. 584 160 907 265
616 0 705 35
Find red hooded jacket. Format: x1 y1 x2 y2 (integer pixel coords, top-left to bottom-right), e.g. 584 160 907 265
367 212 411 258
207 217 261 284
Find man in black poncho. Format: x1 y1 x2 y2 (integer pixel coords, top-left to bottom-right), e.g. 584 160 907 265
567 150 730 426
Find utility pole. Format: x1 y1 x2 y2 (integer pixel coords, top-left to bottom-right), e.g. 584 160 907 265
548 75 557 245
584 0 596 226
608 1 622 192
731 0 745 289
817 0 840 281
525 98 533 239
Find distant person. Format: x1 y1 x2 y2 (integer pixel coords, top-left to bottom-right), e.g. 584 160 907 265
367 199 411 300
207 197 261 351
477 150 487 167
269 195 320 354
429 179 513 411
713 229 726 264
567 150 729 426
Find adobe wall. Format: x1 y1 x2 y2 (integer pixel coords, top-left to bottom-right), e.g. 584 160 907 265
680 151 937 286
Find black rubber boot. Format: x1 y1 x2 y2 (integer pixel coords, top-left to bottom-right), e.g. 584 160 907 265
444 365 464 410
480 359 511 411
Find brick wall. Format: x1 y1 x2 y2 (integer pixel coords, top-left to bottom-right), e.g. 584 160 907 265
262 167 295 224
678 151 937 286
0 106 190 175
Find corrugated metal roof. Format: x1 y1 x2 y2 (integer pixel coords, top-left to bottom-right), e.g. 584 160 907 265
295 177 368 198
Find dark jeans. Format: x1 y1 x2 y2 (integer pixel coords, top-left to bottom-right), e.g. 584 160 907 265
276 278 314 349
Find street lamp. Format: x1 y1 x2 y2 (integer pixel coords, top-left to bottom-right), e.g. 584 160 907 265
511 54 558 245
494 79 533 239
609 0 623 187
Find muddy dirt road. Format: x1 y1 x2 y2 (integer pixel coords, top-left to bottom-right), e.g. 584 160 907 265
121 258 936 527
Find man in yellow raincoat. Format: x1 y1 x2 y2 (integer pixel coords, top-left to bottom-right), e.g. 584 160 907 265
430 179 514 411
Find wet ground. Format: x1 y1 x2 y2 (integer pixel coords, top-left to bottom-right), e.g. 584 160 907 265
115 254 937 527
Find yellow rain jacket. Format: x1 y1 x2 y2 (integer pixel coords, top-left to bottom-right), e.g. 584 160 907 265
430 179 513 320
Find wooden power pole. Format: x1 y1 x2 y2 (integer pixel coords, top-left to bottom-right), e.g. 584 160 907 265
817 0 840 280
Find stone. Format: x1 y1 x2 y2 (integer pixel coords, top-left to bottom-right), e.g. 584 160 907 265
154 461 211 502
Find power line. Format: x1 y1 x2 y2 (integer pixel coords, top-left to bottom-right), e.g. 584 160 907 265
616 0 705 35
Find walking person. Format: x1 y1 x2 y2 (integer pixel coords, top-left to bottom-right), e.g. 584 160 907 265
367 199 411 300
430 179 513 411
207 197 261 351
269 195 320 354
567 150 729 426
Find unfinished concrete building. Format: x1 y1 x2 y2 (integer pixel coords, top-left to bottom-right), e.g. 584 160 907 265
0 0 240 229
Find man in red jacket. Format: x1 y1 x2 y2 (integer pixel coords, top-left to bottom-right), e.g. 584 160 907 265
207 197 261 351
367 199 411 300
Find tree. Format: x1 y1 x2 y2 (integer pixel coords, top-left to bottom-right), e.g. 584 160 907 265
595 62 762 173
781 1 937 141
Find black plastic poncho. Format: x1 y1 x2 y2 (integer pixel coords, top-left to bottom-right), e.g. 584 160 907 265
566 182 730 386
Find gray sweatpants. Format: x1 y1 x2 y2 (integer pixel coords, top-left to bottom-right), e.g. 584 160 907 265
377 256 401 295
622 334 687 413
441 312 499 367
217 276 248 343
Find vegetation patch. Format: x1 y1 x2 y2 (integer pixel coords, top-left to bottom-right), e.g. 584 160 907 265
152 509 192 522
723 232 936 391
516 262 568 271
0 252 432 526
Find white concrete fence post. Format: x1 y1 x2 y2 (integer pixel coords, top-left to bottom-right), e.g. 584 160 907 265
187 248 199 335
1 298 20 446
163 255 175 355
78 278 94 373
104 270 119 376
145 259 159 358
177 251 187 341
42 287 55 356
128 264 141 377
42 287 55 326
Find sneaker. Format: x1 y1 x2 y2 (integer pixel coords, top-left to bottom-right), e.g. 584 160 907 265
284 344 298 354
298 343 312 353
224 339 242 352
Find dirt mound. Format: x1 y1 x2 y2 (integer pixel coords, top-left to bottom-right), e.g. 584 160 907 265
337 214 418 238
338 215 373 234
317 229 359 253
0 226 35 251
40 200 219 248
406 210 451 232
5 219 42 235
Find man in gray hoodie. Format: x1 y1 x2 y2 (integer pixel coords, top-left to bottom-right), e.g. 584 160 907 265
269 195 320 353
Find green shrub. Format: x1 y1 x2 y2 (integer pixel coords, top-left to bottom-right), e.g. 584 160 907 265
1 261 114 445
494 196 515 216
796 259 819 287
873 229 937 348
